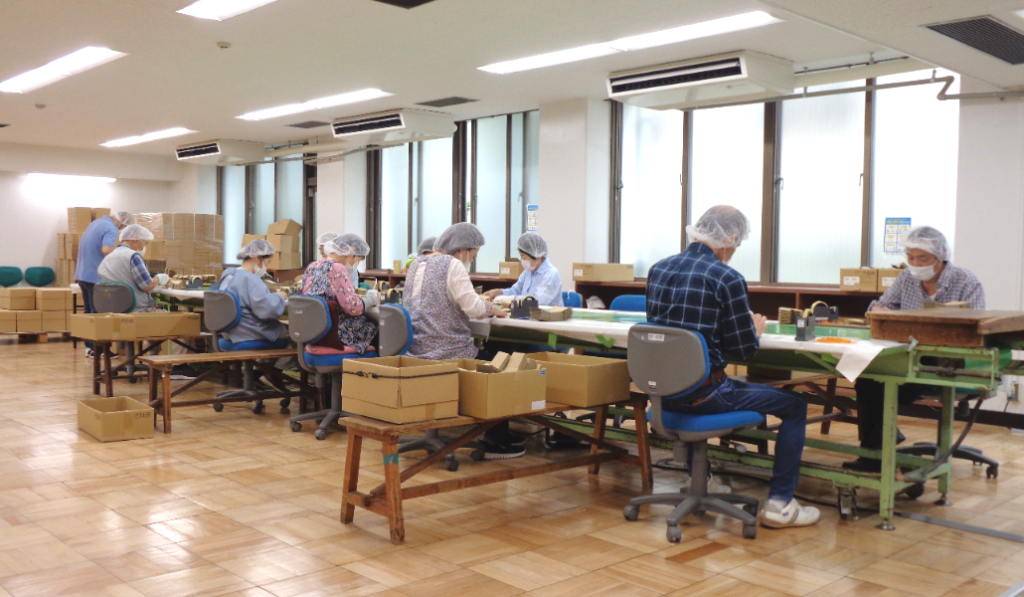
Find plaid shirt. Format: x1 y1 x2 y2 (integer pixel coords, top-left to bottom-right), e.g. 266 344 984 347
872 263 985 312
646 243 759 371
119 244 153 290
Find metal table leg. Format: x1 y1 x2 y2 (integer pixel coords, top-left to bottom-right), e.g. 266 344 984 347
878 380 899 530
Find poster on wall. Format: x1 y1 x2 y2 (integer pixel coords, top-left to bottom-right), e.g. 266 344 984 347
527 204 539 232
883 217 912 254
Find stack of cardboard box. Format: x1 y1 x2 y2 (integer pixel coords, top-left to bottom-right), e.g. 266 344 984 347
839 267 904 293
240 219 303 271
135 213 224 276
0 288 73 333
54 207 110 287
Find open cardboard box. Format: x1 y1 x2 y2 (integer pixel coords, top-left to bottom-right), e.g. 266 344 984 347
342 356 459 424
446 358 547 418
78 396 154 442
530 352 631 407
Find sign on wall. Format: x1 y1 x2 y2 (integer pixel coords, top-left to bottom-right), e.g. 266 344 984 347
884 217 912 254
527 204 539 232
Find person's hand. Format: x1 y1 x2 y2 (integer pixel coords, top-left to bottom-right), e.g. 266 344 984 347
275 290 289 300
155 273 170 286
491 304 508 318
482 288 503 300
871 306 892 312
362 289 379 309
752 313 768 337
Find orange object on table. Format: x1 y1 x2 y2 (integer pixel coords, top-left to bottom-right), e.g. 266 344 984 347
814 337 855 344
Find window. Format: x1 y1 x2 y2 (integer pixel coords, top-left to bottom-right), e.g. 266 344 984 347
253 162 275 234
275 159 305 251
473 116 507 272
220 165 245 263
411 137 453 251
380 145 410 269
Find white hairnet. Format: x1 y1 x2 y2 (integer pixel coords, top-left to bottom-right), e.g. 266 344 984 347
899 226 950 261
324 238 357 258
434 222 485 254
236 238 276 260
686 205 750 250
517 232 548 258
120 224 154 242
111 211 137 226
417 236 437 255
317 231 340 246
337 233 370 257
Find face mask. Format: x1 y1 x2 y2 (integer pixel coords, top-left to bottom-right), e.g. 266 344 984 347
254 261 268 278
908 263 936 282
137 246 146 257
521 259 536 272
348 265 359 287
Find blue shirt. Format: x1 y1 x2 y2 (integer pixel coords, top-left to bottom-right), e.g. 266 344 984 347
502 259 564 307
75 216 119 284
646 243 759 371
216 268 286 344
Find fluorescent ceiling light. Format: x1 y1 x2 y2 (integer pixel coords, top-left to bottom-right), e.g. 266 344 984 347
478 10 782 74
178 0 280 21
101 127 197 148
237 88 393 121
0 47 128 94
27 173 116 183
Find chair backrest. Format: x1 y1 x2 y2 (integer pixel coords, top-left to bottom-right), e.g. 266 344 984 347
0 267 22 288
25 267 55 287
628 323 711 438
610 294 646 312
203 290 242 333
93 282 136 313
286 295 332 345
562 291 582 309
379 304 413 356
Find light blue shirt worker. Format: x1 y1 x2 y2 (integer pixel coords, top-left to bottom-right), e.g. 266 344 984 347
217 267 286 344
75 216 121 284
501 258 564 307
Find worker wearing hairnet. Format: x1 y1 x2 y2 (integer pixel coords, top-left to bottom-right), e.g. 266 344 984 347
77 211 140 355
417 236 437 256
316 231 340 259
215 239 290 351
845 226 986 473
336 233 370 289
98 224 168 313
482 232 563 307
301 237 378 354
647 205 820 529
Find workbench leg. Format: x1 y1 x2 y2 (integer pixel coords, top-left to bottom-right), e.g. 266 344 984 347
162 370 172 434
149 369 158 428
382 437 405 544
103 345 113 397
92 343 101 395
341 433 363 524
936 386 955 505
820 377 838 435
877 380 898 530
633 402 654 489
589 405 608 476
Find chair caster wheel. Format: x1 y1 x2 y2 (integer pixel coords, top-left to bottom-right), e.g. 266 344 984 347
471 449 485 461
129 378 138 384
743 504 759 518
290 422 302 432
623 505 639 521
743 525 757 540
666 526 682 543
904 483 925 500
252 403 265 415
315 429 327 440
213 404 224 412
445 459 459 472
280 398 291 409
987 465 998 479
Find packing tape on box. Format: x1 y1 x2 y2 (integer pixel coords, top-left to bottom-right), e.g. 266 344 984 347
383 453 400 465
343 370 457 380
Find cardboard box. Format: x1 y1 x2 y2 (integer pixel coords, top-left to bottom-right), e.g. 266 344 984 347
41 311 66 332
877 267 903 292
0 288 35 310
530 352 631 407
133 312 201 338
66 234 81 260
70 314 136 341
92 207 111 220
267 234 300 252
195 214 216 239
572 263 635 282
0 310 15 333
67 207 93 234
840 268 879 292
531 307 573 321
36 288 71 311
447 359 547 418
148 240 167 261
344 397 459 425
342 356 458 409
267 252 302 271
393 259 405 273
16 310 42 333
267 219 303 236
172 213 195 240
498 261 524 280
241 234 266 249
57 234 66 260
77 396 154 442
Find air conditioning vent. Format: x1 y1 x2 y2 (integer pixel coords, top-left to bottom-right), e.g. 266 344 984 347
331 109 455 147
608 50 794 110
925 16 1024 64
175 142 221 160
332 113 406 137
175 140 265 164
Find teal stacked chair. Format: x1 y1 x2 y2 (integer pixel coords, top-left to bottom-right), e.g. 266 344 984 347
24 267 55 287
0 267 23 288
622 323 763 542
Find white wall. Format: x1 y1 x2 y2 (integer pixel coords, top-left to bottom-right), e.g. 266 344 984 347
954 77 1024 310
169 163 217 214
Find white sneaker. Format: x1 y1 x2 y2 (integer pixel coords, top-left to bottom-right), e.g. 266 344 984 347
85 348 94 359
760 499 821 529
685 475 732 494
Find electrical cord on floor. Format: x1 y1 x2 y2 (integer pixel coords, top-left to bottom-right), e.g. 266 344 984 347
902 390 986 484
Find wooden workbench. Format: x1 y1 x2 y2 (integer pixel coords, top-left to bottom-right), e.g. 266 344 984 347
869 309 1024 347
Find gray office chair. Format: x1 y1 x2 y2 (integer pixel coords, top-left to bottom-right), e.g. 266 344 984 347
623 324 763 542
93 282 141 380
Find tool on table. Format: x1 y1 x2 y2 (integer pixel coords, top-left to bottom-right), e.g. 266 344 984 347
794 313 816 341
381 287 403 304
509 295 539 319
807 300 839 323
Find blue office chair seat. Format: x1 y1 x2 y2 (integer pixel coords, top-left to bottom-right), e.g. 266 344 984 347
660 410 765 433
304 350 378 368
218 338 288 352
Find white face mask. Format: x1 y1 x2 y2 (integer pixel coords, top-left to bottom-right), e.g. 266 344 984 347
254 260 268 278
908 263 937 282
521 258 536 272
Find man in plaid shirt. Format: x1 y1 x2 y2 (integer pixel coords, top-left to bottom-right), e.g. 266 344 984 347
647 205 820 529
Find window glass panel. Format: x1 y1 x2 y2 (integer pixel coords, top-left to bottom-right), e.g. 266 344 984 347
381 145 410 269
474 115 507 273
777 81 865 283
275 159 305 252
412 137 453 250
871 69 959 267
620 104 685 277
690 104 764 281
253 162 275 234
220 165 245 263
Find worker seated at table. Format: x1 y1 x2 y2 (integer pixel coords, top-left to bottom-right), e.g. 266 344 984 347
316 231 340 260
418 236 437 256
98 224 170 313
648 205 820 529
844 226 986 472
216 239 293 369
482 232 563 307
336 233 370 290
405 222 519 459
301 237 378 355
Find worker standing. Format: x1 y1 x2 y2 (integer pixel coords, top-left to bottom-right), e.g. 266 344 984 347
75 210 136 357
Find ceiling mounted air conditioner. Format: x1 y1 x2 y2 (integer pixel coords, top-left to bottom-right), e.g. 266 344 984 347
608 50 794 109
331 109 455 146
175 139 265 164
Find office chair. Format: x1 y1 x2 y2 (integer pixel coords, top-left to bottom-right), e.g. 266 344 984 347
610 294 646 312
562 291 582 308
93 282 140 380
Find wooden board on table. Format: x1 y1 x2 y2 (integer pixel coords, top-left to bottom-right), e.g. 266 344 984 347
340 402 576 436
868 309 1024 347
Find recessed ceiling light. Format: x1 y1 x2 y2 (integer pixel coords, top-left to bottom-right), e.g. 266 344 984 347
478 11 783 74
101 127 198 148
0 47 128 94
177 0 280 21
26 173 116 183
236 88 393 121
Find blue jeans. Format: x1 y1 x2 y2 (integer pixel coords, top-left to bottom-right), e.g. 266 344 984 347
662 377 807 501
78 280 96 350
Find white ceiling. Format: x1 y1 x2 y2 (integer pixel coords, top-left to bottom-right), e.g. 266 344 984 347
1 0 1019 157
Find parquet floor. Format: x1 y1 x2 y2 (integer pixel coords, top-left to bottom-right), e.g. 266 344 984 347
0 339 1021 597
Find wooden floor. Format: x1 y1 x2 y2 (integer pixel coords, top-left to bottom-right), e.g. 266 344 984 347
0 339 1022 597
